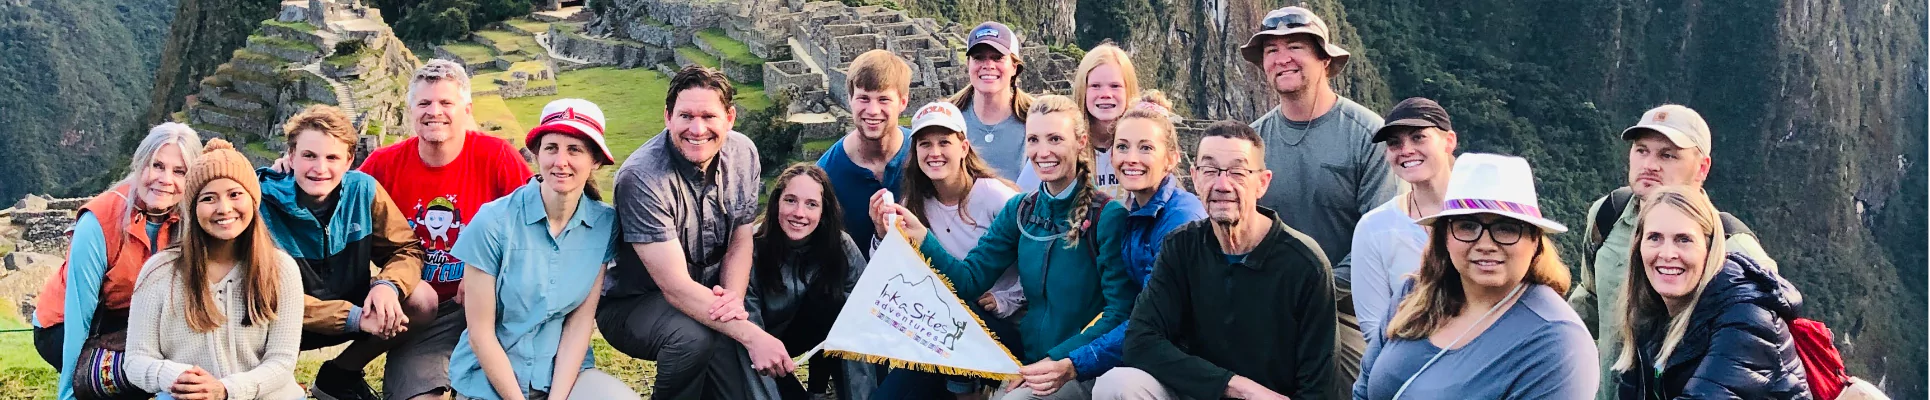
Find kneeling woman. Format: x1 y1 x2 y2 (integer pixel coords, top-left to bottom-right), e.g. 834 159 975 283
448 100 638 400
873 95 1133 399
1354 154 1597 399
1612 186 1809 399
743 163 874 400
124 139 305 399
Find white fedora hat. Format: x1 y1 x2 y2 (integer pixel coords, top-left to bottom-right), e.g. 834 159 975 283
1415 153 1569 233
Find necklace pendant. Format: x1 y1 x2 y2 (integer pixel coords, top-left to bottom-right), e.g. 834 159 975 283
984 134 995 143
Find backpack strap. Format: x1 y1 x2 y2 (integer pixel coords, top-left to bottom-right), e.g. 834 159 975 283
1717 211 1753 238
1585 187 1635 268
1083 191 1114 258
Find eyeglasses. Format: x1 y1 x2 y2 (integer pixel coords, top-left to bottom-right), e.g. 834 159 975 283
1193 165 1256 181
1261 12 1313 31
1446 218 1533 245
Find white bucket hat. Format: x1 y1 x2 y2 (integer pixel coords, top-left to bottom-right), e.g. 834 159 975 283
526 98 614 164
1415 153 1569 233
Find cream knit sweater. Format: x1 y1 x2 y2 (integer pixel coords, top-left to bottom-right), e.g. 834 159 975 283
124 248 305 399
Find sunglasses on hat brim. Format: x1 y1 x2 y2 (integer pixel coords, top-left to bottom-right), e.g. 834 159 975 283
1262 12 1314 31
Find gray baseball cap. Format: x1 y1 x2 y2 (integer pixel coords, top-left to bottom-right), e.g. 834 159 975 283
1620 104 1712 156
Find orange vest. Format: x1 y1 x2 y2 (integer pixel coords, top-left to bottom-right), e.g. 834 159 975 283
34 184 178 327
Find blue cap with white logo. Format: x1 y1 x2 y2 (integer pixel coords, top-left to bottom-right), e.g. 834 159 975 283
966 21 1018 56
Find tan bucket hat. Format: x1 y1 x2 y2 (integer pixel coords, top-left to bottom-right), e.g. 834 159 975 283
1239 6 1351 76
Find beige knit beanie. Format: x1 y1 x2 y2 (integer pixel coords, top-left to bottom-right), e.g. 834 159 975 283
186 138 262 204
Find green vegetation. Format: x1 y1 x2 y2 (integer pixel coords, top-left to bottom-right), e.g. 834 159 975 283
249 34 322 54
0 0 177 201
262 18 318 33
474 29 538 55
375 0 533 46
437 42 496 64
696 28 765 66
676 45 719 69
504 19 553 35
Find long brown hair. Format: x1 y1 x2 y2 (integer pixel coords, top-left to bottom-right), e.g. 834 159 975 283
1027 95 1100 248
902 127 1019 227
1612 186 1728 372
752 164 851 298
1384 217 1571 339
175 180 284 333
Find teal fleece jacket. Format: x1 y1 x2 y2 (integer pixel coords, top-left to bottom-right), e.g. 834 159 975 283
918 185 1133 363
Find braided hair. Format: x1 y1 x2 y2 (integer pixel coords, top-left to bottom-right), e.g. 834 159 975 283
1027 95 1099 248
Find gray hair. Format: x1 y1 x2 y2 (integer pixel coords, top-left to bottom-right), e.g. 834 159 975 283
121 122 205 211
407 59 473 104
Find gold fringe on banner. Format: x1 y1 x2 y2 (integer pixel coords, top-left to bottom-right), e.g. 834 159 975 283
819 226 1026 379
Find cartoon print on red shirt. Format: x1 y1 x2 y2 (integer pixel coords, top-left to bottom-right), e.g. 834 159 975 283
413 196 466 284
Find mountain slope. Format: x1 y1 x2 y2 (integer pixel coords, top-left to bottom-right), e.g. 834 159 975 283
0 0 175 200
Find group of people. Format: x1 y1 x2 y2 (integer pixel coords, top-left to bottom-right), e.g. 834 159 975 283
27 5 1832 400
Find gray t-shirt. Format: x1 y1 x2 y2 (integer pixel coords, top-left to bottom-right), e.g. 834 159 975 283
962 106 1028 182
1353 284 1600 399
609 130 763 298
1249 98 1398 289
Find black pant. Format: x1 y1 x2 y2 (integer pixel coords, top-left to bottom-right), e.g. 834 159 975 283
596 293 750 400
768 295 869 400
33 323 62 368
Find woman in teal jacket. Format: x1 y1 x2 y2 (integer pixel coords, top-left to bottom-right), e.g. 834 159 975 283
873 95 1133 399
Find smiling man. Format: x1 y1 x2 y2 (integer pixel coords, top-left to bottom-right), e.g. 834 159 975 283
1238 6 1396 395
818 49 914 253
1568 104 1778 399
600 65 783 400
356 59 533 400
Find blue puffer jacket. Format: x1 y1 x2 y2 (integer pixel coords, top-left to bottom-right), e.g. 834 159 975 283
1065 176 1206 378
1616 252 1811 399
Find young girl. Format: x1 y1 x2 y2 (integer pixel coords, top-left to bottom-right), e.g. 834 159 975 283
873 95 1133 400
1017 42 1140 199
1611 186 1809 399
123 138 304 399
447 99 638 400
743 164 873 400
870 102 1026 399
36 123 202 400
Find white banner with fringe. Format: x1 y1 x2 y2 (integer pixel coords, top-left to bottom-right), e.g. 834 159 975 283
805 219 1022 380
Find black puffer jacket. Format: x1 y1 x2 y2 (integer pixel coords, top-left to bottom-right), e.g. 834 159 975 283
1617 252 1811 399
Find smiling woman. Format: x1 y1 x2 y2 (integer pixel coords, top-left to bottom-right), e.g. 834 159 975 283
742 163 875 399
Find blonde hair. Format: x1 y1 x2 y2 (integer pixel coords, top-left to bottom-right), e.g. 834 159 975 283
1385 219 1572 339
1611 186 1729 372
1072 43 1141 133
121 123 205 214
282 104 358 149
1026 95 1099 247
847 50 913 99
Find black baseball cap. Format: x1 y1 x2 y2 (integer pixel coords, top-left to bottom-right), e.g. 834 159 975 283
1373 97 1453 143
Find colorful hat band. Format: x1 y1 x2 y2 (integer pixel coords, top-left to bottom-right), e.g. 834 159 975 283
1443 198 1544 219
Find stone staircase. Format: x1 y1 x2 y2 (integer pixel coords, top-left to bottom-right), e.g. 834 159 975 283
298 62 362 127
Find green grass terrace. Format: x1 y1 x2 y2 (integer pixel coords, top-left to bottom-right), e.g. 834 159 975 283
695 28 765 66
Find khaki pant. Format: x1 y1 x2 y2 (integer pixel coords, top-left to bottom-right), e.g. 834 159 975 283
997 379 1095 400
453 369 640 400
1092 368 1189 400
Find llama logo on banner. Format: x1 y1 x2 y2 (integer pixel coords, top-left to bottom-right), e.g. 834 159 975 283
812 221 1022 380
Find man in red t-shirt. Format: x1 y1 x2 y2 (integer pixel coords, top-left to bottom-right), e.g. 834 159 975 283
340 59 531 400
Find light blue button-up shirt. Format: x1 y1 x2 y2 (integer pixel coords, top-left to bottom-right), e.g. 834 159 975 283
447 180 617 399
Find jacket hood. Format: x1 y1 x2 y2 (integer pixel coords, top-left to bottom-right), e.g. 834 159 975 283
258 167 377 219
1697 252 1804 322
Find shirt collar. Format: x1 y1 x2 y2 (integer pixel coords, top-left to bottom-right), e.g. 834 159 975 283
1128 175 1184 218
516 178 599 229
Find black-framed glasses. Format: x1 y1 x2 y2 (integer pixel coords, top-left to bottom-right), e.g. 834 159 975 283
1262 12 1313 31
1193 165 1256 181
1446 218 1533 245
